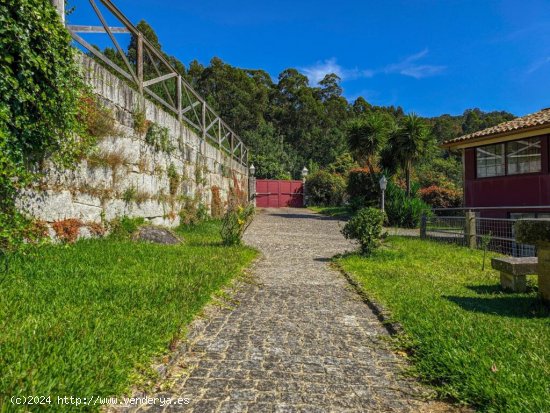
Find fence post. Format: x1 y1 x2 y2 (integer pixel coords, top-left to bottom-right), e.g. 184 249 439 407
466 211 477 249
420 212 427 239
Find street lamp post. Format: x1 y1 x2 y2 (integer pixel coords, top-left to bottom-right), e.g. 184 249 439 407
379 175 388 212
301 167 309 207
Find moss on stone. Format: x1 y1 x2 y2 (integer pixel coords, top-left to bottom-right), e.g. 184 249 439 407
514 219 550 245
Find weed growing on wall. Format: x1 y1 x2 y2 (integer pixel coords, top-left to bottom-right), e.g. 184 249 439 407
145 123 174 153
167 163 180 196
132 108 149 136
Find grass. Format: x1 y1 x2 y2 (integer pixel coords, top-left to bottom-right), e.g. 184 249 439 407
308 205 351 218
337 237 550 413
0 220 257 411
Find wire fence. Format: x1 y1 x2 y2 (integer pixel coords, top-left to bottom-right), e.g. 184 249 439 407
423 213 536 257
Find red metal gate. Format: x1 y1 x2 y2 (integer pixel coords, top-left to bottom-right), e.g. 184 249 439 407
256 180 304 208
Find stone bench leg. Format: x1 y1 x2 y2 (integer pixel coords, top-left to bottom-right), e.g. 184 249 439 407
537 248 550 302
500 272 527 293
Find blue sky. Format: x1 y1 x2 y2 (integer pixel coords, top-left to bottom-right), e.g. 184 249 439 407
68 0 550 117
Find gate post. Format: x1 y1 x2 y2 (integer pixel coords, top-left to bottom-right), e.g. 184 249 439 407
465 211 477 249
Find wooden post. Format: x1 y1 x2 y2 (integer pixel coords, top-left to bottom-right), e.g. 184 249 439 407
466 211 477 249
137 34 143 95
420 212 427 239
176 75 182 122
52 0 65 24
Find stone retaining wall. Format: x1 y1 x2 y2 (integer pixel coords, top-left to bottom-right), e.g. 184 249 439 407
16 55 248 233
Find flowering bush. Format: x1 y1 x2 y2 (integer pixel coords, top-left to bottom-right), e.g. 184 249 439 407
220 204 255 246
419 185 462 208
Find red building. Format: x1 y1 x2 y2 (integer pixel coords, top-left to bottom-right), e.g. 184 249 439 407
442 108 550 219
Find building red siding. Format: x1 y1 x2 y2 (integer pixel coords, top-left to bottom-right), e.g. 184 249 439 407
464 135 550 218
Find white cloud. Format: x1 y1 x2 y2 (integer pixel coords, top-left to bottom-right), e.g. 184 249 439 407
301 58 374 85
300 50 445 85
384 49 446 79
527 56 550 74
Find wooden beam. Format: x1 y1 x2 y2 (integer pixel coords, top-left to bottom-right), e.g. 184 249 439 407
143 72 177 87
67 25 129 33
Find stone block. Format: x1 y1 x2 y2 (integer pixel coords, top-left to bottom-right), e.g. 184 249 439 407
500 272 527 293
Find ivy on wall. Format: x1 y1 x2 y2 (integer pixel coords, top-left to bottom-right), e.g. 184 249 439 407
0 0 95 249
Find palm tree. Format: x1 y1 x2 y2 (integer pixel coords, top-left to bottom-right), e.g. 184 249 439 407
388 113 431 196
346 112 392 177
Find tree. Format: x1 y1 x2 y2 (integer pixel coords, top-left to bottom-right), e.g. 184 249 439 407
347 112 392 176
388 114 433 196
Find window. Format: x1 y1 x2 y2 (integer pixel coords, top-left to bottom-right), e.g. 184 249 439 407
476 137 542 178
476 144 505 178
506 137 541 175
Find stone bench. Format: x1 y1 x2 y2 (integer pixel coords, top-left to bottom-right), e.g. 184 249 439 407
491 257 537 293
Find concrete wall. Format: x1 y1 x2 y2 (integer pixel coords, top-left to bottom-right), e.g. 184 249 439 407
16 56 248 233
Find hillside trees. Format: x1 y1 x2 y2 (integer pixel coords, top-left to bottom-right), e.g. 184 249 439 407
93 19 515 185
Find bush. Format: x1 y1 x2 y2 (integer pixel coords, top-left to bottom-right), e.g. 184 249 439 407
1 0 92 251
342 207 385 256
346 167 381 210
419 185 462 208
385 182 429 228
108 216 145 239
306 170 346 206
179 195 208 226
220 204 255 246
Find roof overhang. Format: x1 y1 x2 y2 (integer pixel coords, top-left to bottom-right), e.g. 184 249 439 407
440 125 550 150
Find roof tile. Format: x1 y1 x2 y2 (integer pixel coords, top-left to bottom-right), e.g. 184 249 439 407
443 108 550 146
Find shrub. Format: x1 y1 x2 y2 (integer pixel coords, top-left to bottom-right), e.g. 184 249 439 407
108 216 145 239
179 195 208 226
341 207 385 256
1 0 92 251
385 182 429 228
305 170 346 206
52 219 83 243
419 185 462 208
220 204 255 246
346 167 381 210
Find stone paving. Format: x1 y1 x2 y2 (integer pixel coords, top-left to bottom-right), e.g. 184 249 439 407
115 208 460 412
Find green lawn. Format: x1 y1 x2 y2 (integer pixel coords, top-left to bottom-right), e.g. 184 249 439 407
337 237 550 413
0 221 257 411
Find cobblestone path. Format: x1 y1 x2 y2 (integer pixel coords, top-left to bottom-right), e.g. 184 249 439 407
119 208 457 413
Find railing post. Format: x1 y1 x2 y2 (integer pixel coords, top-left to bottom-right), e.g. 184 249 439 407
176 75 182 122
466 210 477 249
230 133 235 172
51 0 65 24
201 102 206 154
420 212 427 239
137 34 143 95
